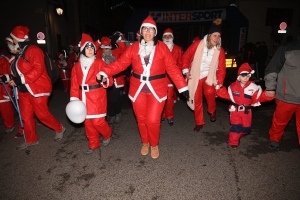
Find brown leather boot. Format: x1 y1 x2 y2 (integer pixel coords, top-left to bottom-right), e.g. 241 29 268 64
194 125 203 132
151 145 159 159
141 143 149 155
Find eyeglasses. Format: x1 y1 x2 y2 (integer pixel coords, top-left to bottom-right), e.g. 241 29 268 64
142 27 155 33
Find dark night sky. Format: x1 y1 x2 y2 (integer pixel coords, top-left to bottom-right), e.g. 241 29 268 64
107 0 174 10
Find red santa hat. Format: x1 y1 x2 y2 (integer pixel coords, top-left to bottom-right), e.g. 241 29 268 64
5 36 13 43
94 39 101 50
140 16 157 36
100 36 112 49
193 36 200 42
136 30 141 36
237 63 255 80
10 26 30 42
57 52 64 58
79 33 96 52
163 28 174 39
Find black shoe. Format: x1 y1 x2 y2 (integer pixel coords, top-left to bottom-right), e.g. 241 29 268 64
193 125 203 132
161 118 165 122
167 118 173 126
269 141 279 150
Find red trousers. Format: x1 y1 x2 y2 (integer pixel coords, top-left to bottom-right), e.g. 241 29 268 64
194 78 216 125
18 92 62 143
162 86 174 119
269 100 300 145
84 118 112 149
132 92 166 146
0 101 14 129
229 110 252 146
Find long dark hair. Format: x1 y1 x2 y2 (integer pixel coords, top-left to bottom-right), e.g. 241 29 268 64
139 35 158 45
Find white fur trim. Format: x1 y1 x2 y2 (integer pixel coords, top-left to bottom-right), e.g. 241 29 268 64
10 33 26 42
140 23 157 36
70 97 80 101
178 86 189 93
101 44 112 49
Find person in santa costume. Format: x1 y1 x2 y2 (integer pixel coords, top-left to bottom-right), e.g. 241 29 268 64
69 44 80 65
181 18 226 132
160 28 183 126
100 36 124 124
264 35 300 150
216 63 274 148
70 33 113 155
98 16 189 159
0 47 16 134
7 26 66 150
56 51 73 92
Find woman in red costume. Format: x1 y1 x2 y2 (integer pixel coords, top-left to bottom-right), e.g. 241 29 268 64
181 18 226 132
98 16 188 159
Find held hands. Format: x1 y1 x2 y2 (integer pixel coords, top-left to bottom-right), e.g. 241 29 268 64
185 72 192 80
96 74 107 84
265 91 275 98
9 75 21 86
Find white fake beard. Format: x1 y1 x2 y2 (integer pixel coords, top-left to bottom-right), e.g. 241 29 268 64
7 43 19 54
138 39 154 57
80 54 95 69
163 38 174 51
60 59 67 67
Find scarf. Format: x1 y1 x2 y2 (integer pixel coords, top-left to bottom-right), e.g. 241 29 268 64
138 39 154 57
80 54 95 70
187 39 220 110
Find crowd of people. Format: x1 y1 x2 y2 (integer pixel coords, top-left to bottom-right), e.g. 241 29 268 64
0 16 299 158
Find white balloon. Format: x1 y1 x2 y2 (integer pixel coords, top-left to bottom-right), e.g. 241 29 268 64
66 100 87 123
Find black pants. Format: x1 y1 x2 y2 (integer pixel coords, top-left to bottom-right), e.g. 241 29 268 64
107 85 122 117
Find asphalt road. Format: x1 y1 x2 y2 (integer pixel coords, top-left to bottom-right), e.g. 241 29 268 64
0 81 299 200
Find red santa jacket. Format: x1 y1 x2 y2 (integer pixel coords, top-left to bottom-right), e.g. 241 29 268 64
181 39 226 86
100 41 188 103
0 55 13 102
12 45 52 97
70 58 113 119
69 52 80 65
55 59 73 80
167 44 182 87
216 80 274 112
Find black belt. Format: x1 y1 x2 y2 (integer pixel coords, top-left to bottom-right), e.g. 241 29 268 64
132 72 166 81
232 103 252 114
79 84 101 91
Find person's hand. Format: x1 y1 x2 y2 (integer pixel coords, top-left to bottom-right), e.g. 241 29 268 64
182 90 189 100
96 74 107 84
0 75 7 83
265 91 275 98
185 72 192 80
9 75 21 86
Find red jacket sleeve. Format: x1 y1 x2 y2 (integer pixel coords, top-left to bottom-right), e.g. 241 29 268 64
216 48 226 86
216 87 231 101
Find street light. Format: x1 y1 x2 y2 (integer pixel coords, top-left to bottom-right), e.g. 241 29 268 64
56 7 63 15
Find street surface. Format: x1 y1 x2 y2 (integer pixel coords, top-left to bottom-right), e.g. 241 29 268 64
0 80 299 200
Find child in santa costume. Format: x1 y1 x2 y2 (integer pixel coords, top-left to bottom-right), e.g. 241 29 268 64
70 33 113 155
181 18 226 132
216 63 274 148
56 51 73 92
161 28 183 126
98 16 189 159
8 26 66 150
